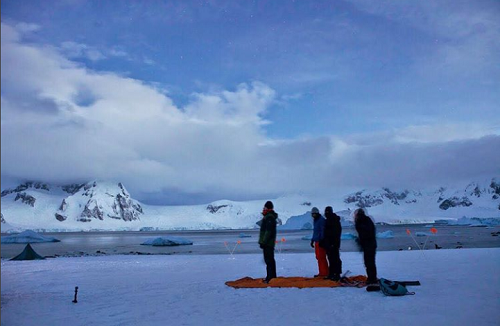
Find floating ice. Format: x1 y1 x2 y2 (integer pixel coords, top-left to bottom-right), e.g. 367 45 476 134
376 230 394 239
1 230 61 243
141 237 193 246
341 233 357 240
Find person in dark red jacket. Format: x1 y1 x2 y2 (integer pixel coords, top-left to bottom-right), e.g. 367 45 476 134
354 208 378 285
322 206 342 281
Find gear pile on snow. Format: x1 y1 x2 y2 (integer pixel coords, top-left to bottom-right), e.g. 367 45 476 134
225 275 367 289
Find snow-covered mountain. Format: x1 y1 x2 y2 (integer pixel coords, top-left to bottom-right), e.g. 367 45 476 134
1 179 499 232
1 181 144 232
55 181 143 223
340 179 500 223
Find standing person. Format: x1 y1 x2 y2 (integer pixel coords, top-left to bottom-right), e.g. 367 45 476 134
354 208 378 286
323 206 342 281
258 201 278 283
310 207 329 277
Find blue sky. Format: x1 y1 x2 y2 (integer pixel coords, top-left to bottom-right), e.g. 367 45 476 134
1 0 499 204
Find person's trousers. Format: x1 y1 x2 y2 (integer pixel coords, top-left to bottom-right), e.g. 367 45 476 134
263 246 276 280
326 246 342 276
363 248 377 284
314 242 329 276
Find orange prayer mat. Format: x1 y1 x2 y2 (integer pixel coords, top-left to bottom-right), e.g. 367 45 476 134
225 275 367 289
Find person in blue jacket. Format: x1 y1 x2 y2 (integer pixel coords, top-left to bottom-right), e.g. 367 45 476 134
310 207 328 277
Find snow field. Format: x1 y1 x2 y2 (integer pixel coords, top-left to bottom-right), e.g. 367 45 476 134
1 249 499 326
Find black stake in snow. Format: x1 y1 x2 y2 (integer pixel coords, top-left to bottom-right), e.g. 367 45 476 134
72 286 79 303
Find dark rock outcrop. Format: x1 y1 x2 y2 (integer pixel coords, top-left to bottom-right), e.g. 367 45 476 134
83 182 97 192
464 182 486 198
344 191 384 208
344 188 419 208
490 180 500 199
382 188 411 205
59 199 68 211
1 182 50 197
439 196 473 210
14 192 36 207
207 204 228 213
75 182 142 222
110 193 143 221
436 187 446 203
79 200 104 221
55 213 67 222
62 183 85 195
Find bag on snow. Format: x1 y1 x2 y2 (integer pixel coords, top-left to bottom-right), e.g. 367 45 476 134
379 278 415 296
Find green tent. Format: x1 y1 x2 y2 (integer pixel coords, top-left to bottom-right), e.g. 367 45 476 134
10 243 45 261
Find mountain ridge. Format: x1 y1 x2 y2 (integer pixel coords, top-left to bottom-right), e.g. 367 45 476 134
1 178 499 232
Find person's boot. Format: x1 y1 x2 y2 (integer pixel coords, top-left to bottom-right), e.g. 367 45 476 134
331 274 340 282
366 279 380 291
325 274 340 281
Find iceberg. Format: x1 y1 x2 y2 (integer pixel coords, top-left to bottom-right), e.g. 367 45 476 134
1 230 61 243
303 233 356 241
141 237 193 246
376 230 394 239
341 233 357 240
281 211 350 230
279 212 311 230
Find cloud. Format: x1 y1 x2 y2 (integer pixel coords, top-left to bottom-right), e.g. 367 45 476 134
143 57 155 65
347 0 500 79
108 48 129 58
325 133 500 189
1 22 273 196
59 42 134 62
14 22 41 33
1 22 499 204
60 41 106 61
281 93 303 101
392 123 500 144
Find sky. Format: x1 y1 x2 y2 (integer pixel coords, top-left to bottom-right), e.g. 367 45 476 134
1 0 499 205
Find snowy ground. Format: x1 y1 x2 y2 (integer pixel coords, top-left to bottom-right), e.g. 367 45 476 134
2 249 499 326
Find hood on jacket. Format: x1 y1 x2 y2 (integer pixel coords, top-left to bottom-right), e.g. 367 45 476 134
325 211 340 221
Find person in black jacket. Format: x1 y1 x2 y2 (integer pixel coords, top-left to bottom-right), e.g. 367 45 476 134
258 201 278 283
354 208 378 285
322 206 342 281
